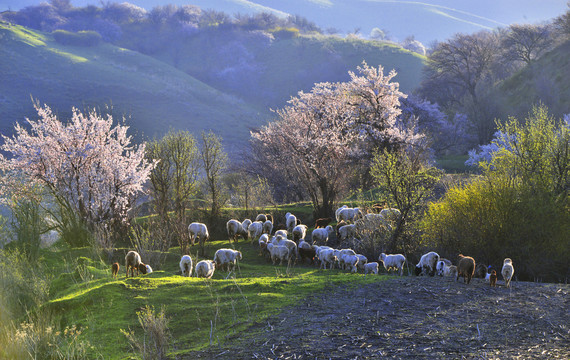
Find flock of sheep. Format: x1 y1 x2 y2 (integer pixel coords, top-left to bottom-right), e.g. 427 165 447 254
114 205 515 288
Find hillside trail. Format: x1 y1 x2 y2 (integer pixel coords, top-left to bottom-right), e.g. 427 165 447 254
185 276 570 359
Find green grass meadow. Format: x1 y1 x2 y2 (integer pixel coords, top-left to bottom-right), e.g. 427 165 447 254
36 237 390 359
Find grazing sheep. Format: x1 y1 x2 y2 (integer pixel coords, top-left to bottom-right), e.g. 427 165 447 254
188 222 209 255
338 207 363 223
298 240 312 250
457 254 476 284
227 219 247 243
214 248 243 271
311 225 334 245
258 233 270 246
489 270 498 287
274 229 288 240
415 251 439 276
292 224 308 242
356 254 368 272
180 255 193 277
444 265 458 278
248 221 264 243
379 253 406 276
274 235 299 262
111 262 119 278
255 214 267 223
125 250 142 278
299 247 317 264
318 248 337 270
285 212 297 234
343 254 359 273
338 249 357 270
338 224 357 242
262 220 273 235
241 219 252 233
379 208 401 221
436 260 452 276
267 243 291 265
195 260 216 278
364 262 379 275
502 258 514 288
314 217 332 229
138 262 149 275
335 205 348 222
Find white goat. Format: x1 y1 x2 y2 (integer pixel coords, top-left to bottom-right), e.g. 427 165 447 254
180 255 193 277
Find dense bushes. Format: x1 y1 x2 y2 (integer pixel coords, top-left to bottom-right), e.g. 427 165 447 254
52 29 101 46
422 106 570 282
269 27 300 40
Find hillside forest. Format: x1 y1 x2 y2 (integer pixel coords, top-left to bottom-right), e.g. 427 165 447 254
0 1 569 359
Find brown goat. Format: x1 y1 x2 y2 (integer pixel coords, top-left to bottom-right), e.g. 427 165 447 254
314 217 332 229
111 262 120 278
457 254 476 284
125 250 142 278
489 270 497 287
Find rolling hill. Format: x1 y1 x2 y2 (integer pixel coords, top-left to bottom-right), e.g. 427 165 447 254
0 22 264 151
2 0 566 44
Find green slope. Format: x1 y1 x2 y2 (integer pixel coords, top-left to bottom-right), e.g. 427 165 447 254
495 40 570 119
0 22 263 150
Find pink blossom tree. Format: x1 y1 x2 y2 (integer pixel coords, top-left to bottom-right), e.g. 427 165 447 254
251 62 422 217
0 103 156 237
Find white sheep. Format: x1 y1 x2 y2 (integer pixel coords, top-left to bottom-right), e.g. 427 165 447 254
262 220 273 235
298 240 312 250
274 229 288 239
267 243 291 265
356 254 368 272
343 254 359 273
435 259 453 276
311 225 334 245
275 235 298 262
415 251 439 276
195 260 216 278
379 253 406 276
258 233 270 246
227 219 247 243
318 248 337 270
292 224 308 242
145 264 153 274
364 262 379 275
338 249 357 270
248 221 264 243
255 213 267 223
241 219 252 232
180 255 193 277
285 212 297 234
188 222 209 254
338 207 363 223
379 208 401 221
213 248 243 271
125 250 142 278
502 258 514 288
338 224 357 242
335 205 348 222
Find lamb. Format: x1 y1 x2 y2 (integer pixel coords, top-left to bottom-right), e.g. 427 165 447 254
338 249 357 270
364 262 379 275
180 255 193 277
262 220 273 235
227 219 247 243
188 222 209 255
335 205 348 222
338 207 363 223
343 254 359 273
292 224 308 242
248 221 264 243
311 225 334 245
111 262 120 278
213 248 242 271
255 214 267 223
195 260 216 278
415 251 439 276
125 250 142 278
489 270 498 287
314 217 332 229
318 248 337 270
502 258 514 288
456 254 476 284
285 212 297 234
379 253 406 276
338 224 357 242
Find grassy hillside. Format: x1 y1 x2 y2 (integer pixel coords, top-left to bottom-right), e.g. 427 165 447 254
494 40 570 120
34 240 388 359
0 22 263 151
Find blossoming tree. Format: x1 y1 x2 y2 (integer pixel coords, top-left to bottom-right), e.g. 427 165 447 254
0 103 156 233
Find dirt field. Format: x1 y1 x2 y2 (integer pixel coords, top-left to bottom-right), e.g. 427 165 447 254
186 276 570 359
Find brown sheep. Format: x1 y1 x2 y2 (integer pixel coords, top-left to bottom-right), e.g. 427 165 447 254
111 262 120 278
456 254 476 284
125 250 142 278
489 270 497 287
314 217 332 229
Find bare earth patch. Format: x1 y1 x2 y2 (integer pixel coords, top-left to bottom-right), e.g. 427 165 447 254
186 276 570 359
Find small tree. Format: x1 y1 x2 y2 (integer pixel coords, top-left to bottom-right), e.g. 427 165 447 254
199 131 228 225
371 146 442 253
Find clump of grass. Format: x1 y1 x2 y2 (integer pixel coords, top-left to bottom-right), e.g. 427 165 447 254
121 305 171 360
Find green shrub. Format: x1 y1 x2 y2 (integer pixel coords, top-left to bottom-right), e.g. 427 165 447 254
269 27 299 40
52 30 102 47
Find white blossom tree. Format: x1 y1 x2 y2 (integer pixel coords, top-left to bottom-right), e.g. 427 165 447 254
0 103 156 234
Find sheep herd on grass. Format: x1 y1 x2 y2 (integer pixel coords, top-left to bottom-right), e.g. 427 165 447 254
114 205 515 287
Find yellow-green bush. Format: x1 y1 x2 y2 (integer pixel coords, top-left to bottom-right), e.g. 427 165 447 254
52 30 102 47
